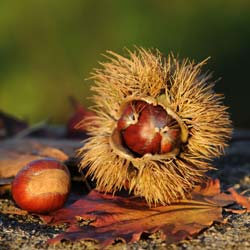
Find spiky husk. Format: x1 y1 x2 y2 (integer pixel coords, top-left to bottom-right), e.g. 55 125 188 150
78 48 232 205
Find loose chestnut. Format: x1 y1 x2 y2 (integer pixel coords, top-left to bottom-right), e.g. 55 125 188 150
11 158 71 214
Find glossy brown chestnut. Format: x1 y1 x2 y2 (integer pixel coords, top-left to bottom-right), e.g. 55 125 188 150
118 101 181 156
11 158 71 214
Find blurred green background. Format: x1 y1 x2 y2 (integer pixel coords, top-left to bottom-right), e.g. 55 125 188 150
0 0 249 127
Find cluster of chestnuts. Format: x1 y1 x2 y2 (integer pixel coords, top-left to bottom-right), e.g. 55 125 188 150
78 48 232 205
11 48 232 212
117 100 183 156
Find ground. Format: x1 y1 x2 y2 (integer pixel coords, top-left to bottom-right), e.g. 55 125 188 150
0 130 250 250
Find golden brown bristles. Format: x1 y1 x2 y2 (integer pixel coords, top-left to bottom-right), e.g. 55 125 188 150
78 48 232 205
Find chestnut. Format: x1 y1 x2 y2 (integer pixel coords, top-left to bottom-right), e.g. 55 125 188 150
118 101 181 156
11 158 71 214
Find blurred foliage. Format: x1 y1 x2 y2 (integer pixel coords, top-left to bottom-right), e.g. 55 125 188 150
0 0 249 127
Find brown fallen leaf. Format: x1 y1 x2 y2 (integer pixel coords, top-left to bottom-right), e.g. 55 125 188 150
1 138 82 158
0 139 69 179
40 179 238 248
0 151 47 179
228 188 250 212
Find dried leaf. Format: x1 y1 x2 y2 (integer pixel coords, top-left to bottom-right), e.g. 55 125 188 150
41 179 236 248
0 152 43 179
0 139 71 179
228 188 250 212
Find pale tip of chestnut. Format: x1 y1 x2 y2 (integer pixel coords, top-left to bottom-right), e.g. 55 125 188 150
11 158 71 214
